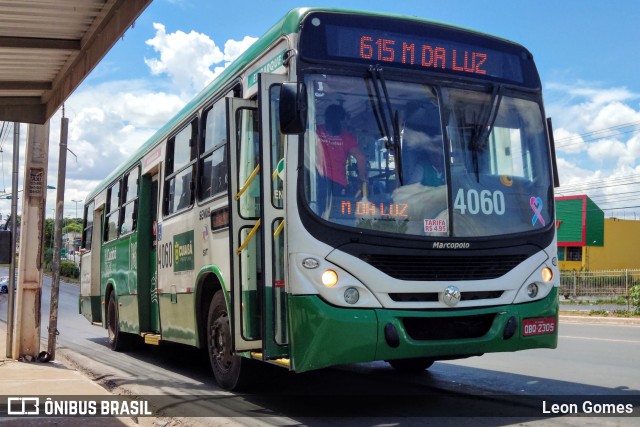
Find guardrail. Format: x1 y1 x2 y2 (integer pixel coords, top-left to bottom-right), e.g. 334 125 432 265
559 269 640 312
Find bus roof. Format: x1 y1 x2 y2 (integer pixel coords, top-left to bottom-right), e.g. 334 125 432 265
85 7 522 203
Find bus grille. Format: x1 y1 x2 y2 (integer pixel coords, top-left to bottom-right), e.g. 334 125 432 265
360 254 528 281
389 291 503 302
402 314 496 340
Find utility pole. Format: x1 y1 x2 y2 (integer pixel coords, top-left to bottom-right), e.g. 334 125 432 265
71 199 82 220
47 114 68 361
5 122 19 358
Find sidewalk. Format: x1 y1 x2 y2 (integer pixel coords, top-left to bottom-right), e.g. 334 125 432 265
0 320 149 426
559 312 640 326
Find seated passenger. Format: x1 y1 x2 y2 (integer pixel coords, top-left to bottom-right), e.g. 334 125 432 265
402 101 445 186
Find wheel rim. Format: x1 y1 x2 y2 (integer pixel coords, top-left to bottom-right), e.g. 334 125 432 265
210 313 233 373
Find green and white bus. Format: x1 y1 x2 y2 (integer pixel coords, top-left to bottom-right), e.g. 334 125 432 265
80 8 560 390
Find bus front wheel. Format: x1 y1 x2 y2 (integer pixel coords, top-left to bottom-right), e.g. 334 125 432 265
207 290 253 390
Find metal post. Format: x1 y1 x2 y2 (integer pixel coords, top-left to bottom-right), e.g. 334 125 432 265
47 116 68 361
5 122 20 358
626 269 630 312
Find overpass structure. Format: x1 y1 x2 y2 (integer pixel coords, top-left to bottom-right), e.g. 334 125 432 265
0 0 151 124
0 0 152 359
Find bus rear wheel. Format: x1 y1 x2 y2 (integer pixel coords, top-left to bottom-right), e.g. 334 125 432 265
387 357 435 372
207 290 253 390
107 292 137 351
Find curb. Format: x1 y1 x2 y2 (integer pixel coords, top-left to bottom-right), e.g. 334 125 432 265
559 315 640 326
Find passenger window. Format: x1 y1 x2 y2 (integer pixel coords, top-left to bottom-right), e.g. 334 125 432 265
104 181 120 242
120 167 139 235
164 118 197 215
199 99 228 200
82 201 95 250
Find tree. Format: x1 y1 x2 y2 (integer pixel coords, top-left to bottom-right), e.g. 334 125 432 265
62 222 82 234
44 218 55 249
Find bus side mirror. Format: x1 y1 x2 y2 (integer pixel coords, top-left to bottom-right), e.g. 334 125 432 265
279 82 307 135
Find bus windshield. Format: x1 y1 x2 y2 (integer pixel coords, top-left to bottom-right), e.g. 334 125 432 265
303 74 552 238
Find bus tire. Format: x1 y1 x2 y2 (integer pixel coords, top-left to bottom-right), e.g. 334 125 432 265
387 358 434 372
207 290 253 390
106 292 136 351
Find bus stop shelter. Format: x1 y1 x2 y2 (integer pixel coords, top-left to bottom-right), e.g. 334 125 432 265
0 0 152 359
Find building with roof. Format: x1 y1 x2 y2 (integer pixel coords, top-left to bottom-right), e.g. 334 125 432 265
556 195 640 271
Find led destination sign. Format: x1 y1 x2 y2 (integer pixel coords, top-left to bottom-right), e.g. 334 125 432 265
358 34 488 76
299 13 538 87
328 25 523 83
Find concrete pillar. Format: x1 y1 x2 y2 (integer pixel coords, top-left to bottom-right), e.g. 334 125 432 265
12 122 49 359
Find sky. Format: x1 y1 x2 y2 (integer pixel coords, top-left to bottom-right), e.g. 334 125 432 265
1 0 640 221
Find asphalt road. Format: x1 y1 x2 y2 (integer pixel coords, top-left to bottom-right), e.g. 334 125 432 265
1 268 639 426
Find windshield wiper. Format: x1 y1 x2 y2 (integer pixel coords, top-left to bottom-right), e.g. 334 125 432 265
369 65 404 185
469 85 502 181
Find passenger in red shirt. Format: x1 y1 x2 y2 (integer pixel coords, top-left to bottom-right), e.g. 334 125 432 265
315 104 367 215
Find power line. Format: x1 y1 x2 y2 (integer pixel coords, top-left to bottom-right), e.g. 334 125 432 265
554 120 640 144
556 128 640 150
556 180 640 194
556 172 640 190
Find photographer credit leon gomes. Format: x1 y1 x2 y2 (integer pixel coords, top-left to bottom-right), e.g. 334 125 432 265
542 399 636 416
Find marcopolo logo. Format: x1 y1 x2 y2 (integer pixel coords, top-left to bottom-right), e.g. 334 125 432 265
173 230 195 272
432 242 471 249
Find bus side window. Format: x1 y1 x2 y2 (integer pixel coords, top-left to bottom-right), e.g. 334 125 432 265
120 166 139 235
104 181 120 242
82 201 95 250
164 118 197 215
199 98 228 201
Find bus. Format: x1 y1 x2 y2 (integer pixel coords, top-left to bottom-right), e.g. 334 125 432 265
80 7 560 390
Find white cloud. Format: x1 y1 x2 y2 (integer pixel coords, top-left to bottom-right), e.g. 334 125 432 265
145 23 223 94
546 82 640 218
144 23 257 95
546 83 639 133
586 138 627 165
555 157 598 187
48 81 185 183
553 128 585 154
589 101 640 132
222 36 258 62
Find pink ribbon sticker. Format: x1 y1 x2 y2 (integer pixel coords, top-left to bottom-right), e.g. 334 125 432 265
530 196 545 226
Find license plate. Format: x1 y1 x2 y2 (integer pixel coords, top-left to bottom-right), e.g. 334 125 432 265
522 317 556 336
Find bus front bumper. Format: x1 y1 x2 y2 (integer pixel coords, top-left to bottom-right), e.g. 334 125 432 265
288 288 558 373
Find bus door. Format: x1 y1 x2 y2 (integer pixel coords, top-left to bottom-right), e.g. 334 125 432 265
228 97 262 352
138 172 160 334
80 203 102 324
228 73 289 358
149 174 160 332
258 73 288 359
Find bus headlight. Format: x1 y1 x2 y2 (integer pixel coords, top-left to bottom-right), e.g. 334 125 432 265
344 287 360 304
527 283 539 298
321 269 339 287
541 267 553 283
